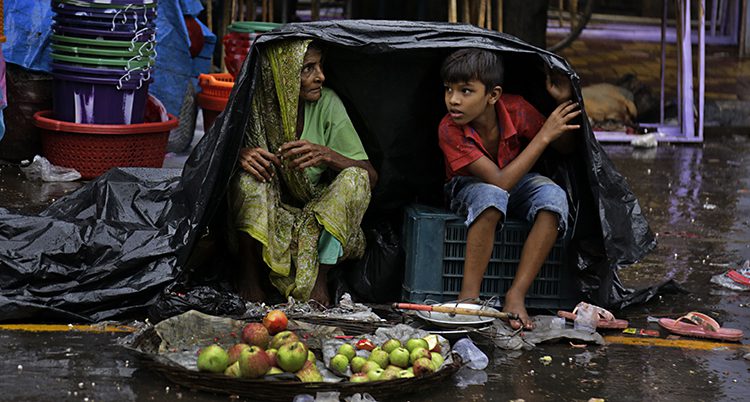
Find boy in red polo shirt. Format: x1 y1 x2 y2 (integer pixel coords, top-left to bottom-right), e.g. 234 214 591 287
438 48 580 330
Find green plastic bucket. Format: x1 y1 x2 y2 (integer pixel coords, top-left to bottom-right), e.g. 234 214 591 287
51 52 154 69
227 21 281 33
51 43 155 58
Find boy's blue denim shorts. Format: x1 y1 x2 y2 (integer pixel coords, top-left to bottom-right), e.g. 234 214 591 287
444 173 569 237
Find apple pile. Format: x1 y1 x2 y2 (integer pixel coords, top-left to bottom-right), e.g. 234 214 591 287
328 334 445 382
195 309 324 382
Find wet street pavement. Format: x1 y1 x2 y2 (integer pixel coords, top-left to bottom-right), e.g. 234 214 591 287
1 128 749 401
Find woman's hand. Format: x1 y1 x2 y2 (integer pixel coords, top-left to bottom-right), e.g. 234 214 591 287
537 100 581 144
278 140 332 170
546 68 574 105
238 147 281 182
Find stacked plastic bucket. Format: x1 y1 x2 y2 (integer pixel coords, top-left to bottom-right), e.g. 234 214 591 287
50 0 157 124
223 21 279 78
33 0 179 179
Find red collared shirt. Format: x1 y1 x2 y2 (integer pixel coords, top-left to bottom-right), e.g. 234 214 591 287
438 94 546 181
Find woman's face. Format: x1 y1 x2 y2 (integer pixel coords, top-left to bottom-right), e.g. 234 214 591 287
299 48 325 102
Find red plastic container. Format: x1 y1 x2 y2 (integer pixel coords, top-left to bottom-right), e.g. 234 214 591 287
197 73 233 130
33 110 179 179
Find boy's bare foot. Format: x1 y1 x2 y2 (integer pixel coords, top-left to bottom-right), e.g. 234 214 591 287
309 267 331 307
503 291 534 330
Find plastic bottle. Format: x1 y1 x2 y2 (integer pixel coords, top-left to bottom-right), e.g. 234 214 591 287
573 303 598 333
452 337 489 370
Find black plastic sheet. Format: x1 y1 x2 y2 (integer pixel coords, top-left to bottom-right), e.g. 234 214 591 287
0 21 656 323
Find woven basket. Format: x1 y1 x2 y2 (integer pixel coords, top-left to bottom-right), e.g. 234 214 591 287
138 349 461 401
33 110 179 179
126 312 462 401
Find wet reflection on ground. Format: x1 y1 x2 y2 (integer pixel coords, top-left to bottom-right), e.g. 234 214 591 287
0 129 749 401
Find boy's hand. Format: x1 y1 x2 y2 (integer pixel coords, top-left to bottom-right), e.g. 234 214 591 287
538 100 581 143
238 147 281 182
278 139 332 170
546 68 574 105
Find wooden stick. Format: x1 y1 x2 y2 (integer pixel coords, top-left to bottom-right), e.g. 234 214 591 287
392 302 518 320
449 0 457 23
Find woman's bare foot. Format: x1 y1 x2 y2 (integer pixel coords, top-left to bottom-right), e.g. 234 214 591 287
309 266 331 307
503 290 534 330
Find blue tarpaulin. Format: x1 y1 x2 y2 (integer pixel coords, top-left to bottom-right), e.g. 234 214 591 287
2 0 215 116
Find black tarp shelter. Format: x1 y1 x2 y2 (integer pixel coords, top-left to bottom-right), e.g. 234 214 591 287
0 21 656 323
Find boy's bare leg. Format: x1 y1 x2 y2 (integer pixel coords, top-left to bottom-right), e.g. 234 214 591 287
504 210 558 330
458 208 503 300
236 232 267 302
310 264 332 307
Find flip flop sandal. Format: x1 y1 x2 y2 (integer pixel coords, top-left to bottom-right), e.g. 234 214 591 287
658 311 744 342
726 270 750 286
557 302 629 329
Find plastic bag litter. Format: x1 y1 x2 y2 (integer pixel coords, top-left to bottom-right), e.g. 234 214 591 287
452 338 488 370
19 155 81 182
710 260 750 291
631 133 658 148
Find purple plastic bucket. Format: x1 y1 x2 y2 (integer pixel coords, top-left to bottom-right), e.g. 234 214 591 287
55 0 157 5
52 71 151 124
54 15 156 32
51 61 150 78
54 24 155 41
53 7 157 25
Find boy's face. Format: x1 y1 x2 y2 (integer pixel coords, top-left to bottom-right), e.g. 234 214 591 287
300 48 325 102
444 79 498 126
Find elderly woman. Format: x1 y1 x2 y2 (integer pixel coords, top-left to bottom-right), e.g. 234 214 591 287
230 40 377 306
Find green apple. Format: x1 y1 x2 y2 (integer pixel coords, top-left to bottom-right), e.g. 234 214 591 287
330 353 349 374
398 369 415 378
360 360 381 374
350 356 367 373
368 348 389 369
405 338 429 352
337 343 356 361
277 341 308 372
307 350 316 363
197 344 229 373
366 368 384 381
431 352 445 369
269 330 300 350
295 360 323 382
389 347 410 368
379 369 399 381
223 361 241 377
381 338 401 354
349 373 369 383
409 347 431 364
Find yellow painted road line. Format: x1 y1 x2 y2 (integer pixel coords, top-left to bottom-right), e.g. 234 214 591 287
0 324 136 333
605 335 749 351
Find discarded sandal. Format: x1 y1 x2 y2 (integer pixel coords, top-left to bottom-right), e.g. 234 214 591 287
726 269 750 286
658 312 744 342
557 302 629 329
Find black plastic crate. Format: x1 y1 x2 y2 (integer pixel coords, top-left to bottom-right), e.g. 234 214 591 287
401 204 579 310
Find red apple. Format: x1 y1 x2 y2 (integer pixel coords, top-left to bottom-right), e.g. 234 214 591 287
412 357 435 377
238 346 271 379
277 341 308 372
241 322 270 348
266 348 279 367
227 343 251 365
263 309 288 335
269 330 299 350
349 372 369 383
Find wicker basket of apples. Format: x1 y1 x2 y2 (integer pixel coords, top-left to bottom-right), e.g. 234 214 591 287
128 309 461 401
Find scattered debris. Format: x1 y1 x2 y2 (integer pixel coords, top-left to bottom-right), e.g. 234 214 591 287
539 356 552 365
